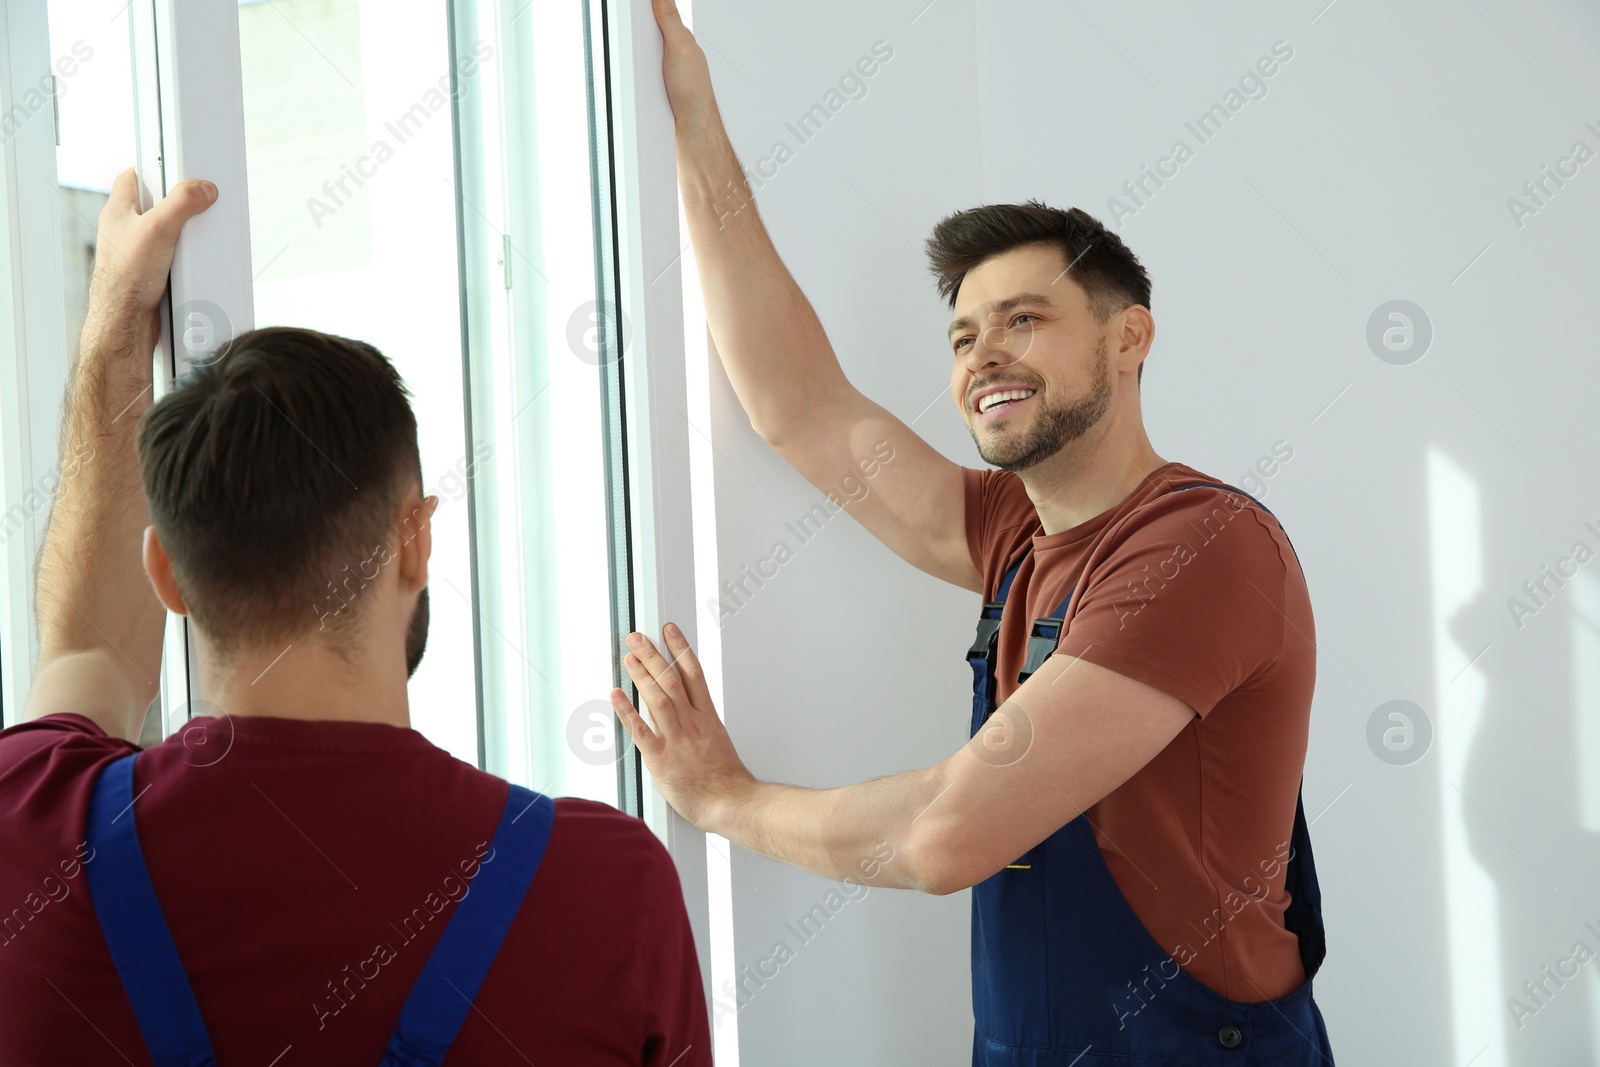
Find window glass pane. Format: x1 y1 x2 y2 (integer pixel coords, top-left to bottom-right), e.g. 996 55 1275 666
32 0 625 797
46 0 158 739
47 2 135 426
453 1 623 806
237 0 478 764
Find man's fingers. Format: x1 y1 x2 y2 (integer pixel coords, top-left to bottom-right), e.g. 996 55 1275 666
610 689 658 750
624 645 680 737
627 634 682 697
141 179 218 243
105 168 143 219
660 623 713 712
652 0 683 30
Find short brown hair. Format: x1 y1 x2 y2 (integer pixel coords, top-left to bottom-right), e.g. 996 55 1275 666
136 326 422 656
925 200 1152 383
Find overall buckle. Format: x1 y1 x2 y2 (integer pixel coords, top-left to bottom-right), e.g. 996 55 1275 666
967 604 1005 661
1017 617 1063 684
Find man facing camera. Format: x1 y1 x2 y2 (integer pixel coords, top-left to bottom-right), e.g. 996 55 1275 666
607 5 1334 1065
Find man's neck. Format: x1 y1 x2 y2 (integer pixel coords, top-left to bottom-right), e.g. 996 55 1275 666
197 642 413 728
1020 431 1168 536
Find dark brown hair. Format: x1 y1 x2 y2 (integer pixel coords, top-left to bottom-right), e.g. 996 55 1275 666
136 326 422 656
925 200 1152 383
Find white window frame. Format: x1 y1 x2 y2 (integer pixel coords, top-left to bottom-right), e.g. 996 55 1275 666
0 0 69 726
605 0 713 992
129 0 255 736
0 0 254 734
0 0 716 1005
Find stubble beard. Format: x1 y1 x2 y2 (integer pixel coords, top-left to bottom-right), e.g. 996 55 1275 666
972 337 1113 473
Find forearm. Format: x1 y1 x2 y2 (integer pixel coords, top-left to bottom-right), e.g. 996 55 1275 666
675 113 854 444
33 301 164 730
709 764 950 892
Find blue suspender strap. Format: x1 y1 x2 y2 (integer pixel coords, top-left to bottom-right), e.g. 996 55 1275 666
1016 590 1074 686
83 752 218 1067
968 549 1029 733
1284 783 1328 978
381 785 557 1067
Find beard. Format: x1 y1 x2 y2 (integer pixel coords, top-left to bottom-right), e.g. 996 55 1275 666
971 336 1113 473
405 586 430 679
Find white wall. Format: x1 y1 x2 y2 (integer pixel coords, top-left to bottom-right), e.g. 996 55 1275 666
695 1 1600 1065
692 2 981 1062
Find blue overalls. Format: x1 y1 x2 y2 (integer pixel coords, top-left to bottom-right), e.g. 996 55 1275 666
966 481 1334 1065
82 752 556 1067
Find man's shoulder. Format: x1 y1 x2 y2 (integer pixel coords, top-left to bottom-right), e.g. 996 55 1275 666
963 465 1041 592
0 712 133 798
549 796 670 860
964 463 1029 505
1117 463 1289 541
535 798 682 911
551 794 651 826
0 711 121 750
1085 464 1306 626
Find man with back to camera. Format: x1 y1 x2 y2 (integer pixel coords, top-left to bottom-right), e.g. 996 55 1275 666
605 4 1335 1064
0 173 711 1065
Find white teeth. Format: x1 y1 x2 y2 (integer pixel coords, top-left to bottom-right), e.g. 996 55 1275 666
978 389 1035 413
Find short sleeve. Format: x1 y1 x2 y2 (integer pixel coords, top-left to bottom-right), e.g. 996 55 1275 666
963 467 1041 596
635 827 712 1066
1054 492 1290 718
0 712 134 814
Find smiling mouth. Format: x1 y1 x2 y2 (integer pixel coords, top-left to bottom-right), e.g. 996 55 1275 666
975 389 1036 420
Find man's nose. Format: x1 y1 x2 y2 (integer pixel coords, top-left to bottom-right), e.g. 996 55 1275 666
968 321 1021 371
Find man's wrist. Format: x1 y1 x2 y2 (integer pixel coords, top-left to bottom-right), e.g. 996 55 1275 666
705 773 763 842
672 98 724 148
78 301 158 383
675 112 744 209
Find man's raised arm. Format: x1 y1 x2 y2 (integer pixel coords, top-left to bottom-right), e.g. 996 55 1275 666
24 171 215 741
653 0 980 594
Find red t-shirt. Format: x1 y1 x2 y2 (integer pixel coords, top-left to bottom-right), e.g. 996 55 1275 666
964 461 1317 1002
0 712 710 1066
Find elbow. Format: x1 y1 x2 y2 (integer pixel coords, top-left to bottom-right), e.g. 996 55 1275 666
749 412 785 449
900 823 980 897
913 856 975 898
918 870 967 898
747 379 852 450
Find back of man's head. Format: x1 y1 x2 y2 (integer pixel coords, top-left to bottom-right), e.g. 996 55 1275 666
135 327 422 664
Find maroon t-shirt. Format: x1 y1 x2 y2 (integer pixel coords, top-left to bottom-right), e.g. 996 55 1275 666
0 712 710 1066
965 461 1317 1002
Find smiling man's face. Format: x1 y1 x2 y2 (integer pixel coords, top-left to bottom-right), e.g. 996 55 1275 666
947 242 1115 473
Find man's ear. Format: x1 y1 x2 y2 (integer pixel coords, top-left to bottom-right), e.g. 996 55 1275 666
1115 304 1155 371
142 526 189 616
393 493 439 593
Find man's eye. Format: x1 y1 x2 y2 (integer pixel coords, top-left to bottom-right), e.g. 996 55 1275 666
1012 313 1036 326
954 337 972 351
